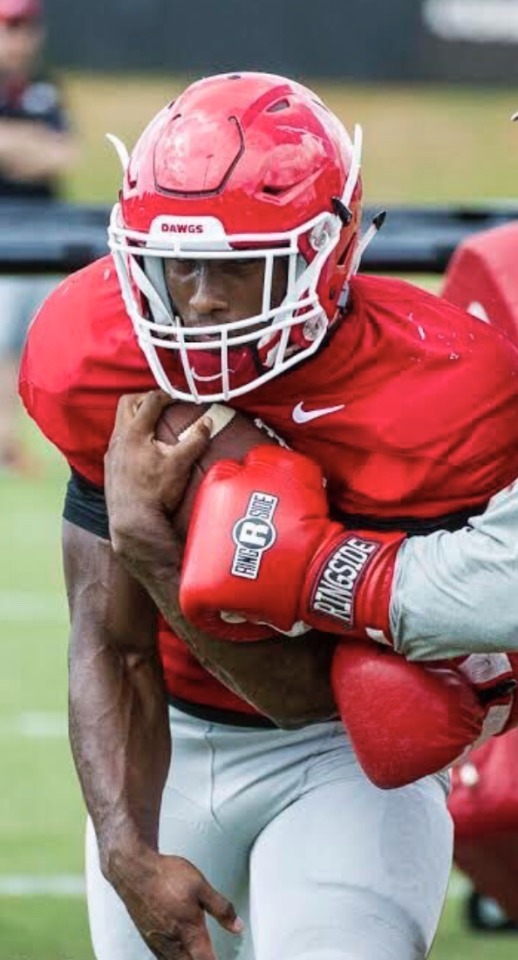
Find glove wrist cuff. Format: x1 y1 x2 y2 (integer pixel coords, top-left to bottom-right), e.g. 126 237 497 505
303 529 405 642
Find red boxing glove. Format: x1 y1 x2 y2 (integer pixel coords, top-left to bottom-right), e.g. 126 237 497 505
180 445 405 642
332 641 518 789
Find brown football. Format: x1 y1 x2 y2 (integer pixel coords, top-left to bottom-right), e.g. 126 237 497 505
155 401 282 539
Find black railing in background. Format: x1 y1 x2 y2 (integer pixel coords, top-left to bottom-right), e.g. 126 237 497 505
43 0 518 84
0 199 516 275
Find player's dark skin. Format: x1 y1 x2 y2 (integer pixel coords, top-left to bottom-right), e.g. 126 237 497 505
163 255 287 332
66 258 337 960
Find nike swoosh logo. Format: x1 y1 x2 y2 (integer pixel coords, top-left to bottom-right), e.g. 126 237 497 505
467 301 491 325
292 402 345 424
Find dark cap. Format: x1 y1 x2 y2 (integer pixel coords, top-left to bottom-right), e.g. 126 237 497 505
0 0 42 22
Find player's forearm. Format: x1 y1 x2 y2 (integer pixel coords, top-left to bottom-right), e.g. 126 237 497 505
391 481 518 660
0 120 75 179
144 561 337 726
63 521 170 885
68 624 171 881
173 614 338 727
113 519 337 726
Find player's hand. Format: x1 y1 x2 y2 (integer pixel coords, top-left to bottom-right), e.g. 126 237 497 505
113 848 243 960
105 390 211 554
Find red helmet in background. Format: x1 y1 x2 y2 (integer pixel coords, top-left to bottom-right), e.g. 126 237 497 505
0 0 41 21
109 71 364 402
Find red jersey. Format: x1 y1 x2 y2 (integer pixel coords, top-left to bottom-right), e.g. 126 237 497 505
20 256 518 715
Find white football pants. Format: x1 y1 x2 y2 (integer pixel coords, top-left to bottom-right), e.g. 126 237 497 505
86 707 453 960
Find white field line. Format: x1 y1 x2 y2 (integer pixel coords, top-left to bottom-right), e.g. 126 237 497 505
0 872 471 900
0 589 67 623
0 712 68 738
0 875 85 897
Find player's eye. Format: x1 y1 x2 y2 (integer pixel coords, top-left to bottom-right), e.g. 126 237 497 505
224 258 263 277
167 258 198 277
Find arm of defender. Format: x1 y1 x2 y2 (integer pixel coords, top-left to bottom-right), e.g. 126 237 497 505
63 521 241 960
391 480 518 660
181 450 518 661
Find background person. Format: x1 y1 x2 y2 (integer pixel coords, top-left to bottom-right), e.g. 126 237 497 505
0 0 75 472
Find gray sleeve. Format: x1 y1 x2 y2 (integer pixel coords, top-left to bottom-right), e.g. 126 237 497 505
390 481 518 660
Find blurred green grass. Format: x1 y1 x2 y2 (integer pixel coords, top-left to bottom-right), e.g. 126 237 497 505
0 423 90 958
2 73 518 959
61 73 518 205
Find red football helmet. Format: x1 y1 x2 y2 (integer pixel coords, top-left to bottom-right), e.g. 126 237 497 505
108 71 363 402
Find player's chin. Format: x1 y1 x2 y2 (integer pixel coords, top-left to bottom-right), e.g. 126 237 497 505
178 346 262 397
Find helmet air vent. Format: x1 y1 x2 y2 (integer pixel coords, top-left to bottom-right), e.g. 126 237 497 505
266 98 290 113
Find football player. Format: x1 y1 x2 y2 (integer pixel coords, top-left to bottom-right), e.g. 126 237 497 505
19 72 518 960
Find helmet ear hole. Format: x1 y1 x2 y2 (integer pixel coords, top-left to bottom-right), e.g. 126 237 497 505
337 235 356 267
266 98 290 113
